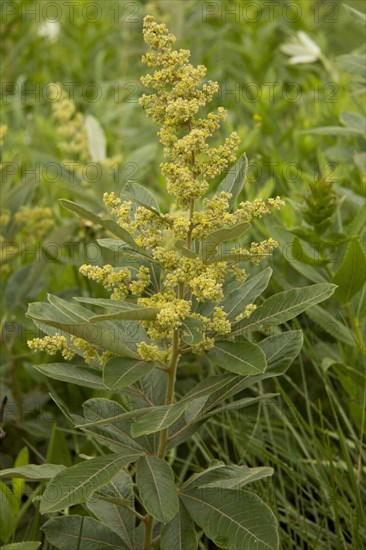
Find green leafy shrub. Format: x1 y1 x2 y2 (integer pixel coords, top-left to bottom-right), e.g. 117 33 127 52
1 15 338 550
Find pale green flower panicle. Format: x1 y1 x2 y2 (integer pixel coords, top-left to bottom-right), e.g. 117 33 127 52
28 15 285 364
139 15 240 208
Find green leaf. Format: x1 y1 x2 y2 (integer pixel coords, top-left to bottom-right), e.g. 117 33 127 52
0 481 18 543
174 239 198 259
232 284 336 334
216 153 248 210
27 301 138 359
171 341 299 445
4 262 45 312
180 374 237 403
40 452 142 513
268 224 327 284
348 202 366 236
0 543 41 550
207 250 256 263
78 398 146 452
75 408 140 430
136 456 179 523
34 364 104 389
306 306 354 345
339 112 366 137
161 501 198 550
208 341 267 375
343 4 366 23
75 297 139 308
42 516 125 550
181 488 279 549
131 403 187 437
87 471 135 549
46 424 72 468
183 464 273 491
85 115 106 162
47 294 94 322
121 181 160 214
89 306 159 322
222 268 272 320
184 397 209 423
0 464 65 480
291 237 330 266
203 394 277 421
59 199 138 247
258 331 303 374
337 53 366 77
202 222 250 260
103 358 154 390
303 126 363 136
333 238 366 303
181 317 204 345
97 238 153 263
13 447 29 502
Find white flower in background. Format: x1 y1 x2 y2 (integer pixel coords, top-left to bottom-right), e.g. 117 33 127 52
38 21 60 43
281 31 321 65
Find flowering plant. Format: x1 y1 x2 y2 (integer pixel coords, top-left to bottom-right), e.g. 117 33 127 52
2 16 335 550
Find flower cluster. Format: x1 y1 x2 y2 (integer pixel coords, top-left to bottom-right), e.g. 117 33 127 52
139 16 240 208
28 335 75 361
0 124 7 149
230 238 278 265
49 84 90 166
27 334 113 365
137 342 169 363
1 204 54 275
183 307 232 354
49 84 120 182
14 206 54 243
139 294 191 341
79 264 131 300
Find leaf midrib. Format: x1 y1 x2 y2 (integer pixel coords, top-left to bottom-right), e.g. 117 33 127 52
181 492 275 548
232 286 332 333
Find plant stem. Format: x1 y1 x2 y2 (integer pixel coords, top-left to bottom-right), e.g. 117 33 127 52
344 303 366 358
143 515 154 550
187 199 195 248
157 327 180 459
343 303 366 485
143 295 182 548
143 179 193 547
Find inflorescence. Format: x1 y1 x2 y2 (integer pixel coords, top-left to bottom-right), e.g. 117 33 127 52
29 16 285 363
